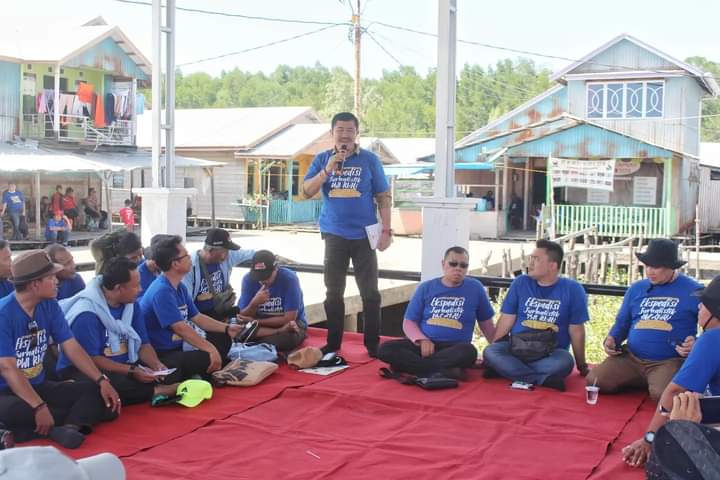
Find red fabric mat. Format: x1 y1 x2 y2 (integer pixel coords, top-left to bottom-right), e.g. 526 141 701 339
123 362 648 480
588 397 655 479
29 328 373 458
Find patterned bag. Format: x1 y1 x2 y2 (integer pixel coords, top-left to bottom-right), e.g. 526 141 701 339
212 359 278 387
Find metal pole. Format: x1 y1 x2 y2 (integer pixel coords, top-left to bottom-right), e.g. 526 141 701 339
433 0 457 199
353 0 361 118
696 203 700 278
53 66 60 134
34 173 41 240
151 0 162 188
164 0 176 188
523 159 530 230
210 168 216 227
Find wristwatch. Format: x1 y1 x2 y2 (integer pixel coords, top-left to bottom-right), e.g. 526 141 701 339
643 431 655 444
95 373 110 385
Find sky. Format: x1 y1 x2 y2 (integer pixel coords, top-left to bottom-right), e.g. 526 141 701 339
2 0 719 79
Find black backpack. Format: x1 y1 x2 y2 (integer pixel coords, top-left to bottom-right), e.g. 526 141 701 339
646 420 720 480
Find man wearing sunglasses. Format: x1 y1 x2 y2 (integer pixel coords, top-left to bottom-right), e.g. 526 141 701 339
0 250 120 449
141 236 245 377
377 246 496 378
0 241 12 300
483 240 589 391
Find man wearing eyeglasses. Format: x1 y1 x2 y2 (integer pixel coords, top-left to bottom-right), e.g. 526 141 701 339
303 112 392 358
0 241 12 299
377 246 496 378
45 244 85 301
483 240 589 391
141 236 245 376
182 228 254 359
0 250 120 449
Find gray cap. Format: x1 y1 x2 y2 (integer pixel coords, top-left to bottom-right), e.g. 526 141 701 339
0 446 125 480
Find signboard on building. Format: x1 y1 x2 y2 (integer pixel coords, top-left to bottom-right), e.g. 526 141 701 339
549 157 615 191
633 176 658 205
587 189 610 204
393 179 434 208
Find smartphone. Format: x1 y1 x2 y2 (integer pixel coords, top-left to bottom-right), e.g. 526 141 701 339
510 381 534 391
700 396 720 424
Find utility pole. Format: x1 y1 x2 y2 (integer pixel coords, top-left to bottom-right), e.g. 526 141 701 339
352 0 361 118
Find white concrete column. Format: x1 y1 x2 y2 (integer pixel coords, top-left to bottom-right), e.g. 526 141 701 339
134 187 196 246
417 197 478 281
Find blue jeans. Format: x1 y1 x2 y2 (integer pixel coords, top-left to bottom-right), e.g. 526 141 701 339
483 340 574 385
45 230 68 244
8 212 21 241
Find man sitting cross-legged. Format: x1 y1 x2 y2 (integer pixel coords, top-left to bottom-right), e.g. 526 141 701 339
586 239 702 401
238 250 307 352
0 250 120 449
377 246 496 379
56 257 180 405
140 235 245 377
483 240 589 391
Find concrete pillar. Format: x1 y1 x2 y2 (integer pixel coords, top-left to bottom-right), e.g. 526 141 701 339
134 187 196 246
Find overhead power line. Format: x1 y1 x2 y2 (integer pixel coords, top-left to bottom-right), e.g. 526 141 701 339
178 24 344 67
364 30 403 67
115 0 343 26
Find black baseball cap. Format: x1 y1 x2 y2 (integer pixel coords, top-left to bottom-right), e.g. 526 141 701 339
204 228 240 251
250 250 277 281
693 275 720 319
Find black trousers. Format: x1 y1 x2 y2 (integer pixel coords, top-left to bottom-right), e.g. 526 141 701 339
0 380 107 439
157 348 212 379
377 339 478 376
200 309 236 366
59 367 183 406
322 233 381 353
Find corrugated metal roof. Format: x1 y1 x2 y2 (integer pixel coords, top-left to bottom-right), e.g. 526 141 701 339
700 142 720 168
136 107 320 149
550 34 719 96
373 138 436 164
244 123 331 158
0 141 222 173
0 22 151 77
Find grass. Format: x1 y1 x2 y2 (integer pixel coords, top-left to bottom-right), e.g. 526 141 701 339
473 291 623 365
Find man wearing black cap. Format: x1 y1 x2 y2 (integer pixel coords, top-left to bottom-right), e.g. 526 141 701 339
621 274 720 468
588 239 703 401
182 228 255 357
0 250 120 449
238 250 307 352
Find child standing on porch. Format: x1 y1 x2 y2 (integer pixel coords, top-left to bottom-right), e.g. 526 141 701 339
120 199 135 232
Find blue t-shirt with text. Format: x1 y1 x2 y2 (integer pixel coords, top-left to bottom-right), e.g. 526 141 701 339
56 302 149 371
0 293 73 389
672 327 720 395
609 275 701 361
140 275 199 351
137 261 159 300
239 267 306 327
57 274 86 301
304 147 389 240
2 191 24 212
194 263 223 313
0 280 13 300
405 277 495 343
502 275 589 349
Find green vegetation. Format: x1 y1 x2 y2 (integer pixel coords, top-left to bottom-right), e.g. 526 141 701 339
148 56 720 140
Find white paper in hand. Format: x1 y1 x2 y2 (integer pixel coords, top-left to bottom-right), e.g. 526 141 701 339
365 222 382 250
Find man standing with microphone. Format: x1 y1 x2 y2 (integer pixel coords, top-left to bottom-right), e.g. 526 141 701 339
303 112 392 357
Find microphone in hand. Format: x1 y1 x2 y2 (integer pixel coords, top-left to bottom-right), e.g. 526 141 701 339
336 144 348 173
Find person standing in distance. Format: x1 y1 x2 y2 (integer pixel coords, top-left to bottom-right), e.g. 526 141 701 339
303 112 392 357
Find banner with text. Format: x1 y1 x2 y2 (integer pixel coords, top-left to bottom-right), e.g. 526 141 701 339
549 157 615 191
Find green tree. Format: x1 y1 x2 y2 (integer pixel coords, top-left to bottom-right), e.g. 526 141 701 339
686 56 720 142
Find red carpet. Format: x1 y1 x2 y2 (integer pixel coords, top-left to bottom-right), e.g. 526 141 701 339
33 329 649 479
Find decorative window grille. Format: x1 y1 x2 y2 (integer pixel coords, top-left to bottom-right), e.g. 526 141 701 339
586 81 664 119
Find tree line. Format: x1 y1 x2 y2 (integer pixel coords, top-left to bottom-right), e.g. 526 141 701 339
145 56 720 141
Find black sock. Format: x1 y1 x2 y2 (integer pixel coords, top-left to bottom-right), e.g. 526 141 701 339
541 375 566 392
48 426 85 449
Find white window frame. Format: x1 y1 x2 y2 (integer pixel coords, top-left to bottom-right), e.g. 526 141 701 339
585 80 665 120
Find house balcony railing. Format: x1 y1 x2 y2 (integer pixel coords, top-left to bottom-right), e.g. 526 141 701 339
553 204 669 238
22 114 134 147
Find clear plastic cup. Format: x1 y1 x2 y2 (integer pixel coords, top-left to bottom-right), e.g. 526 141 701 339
586 385 599 405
